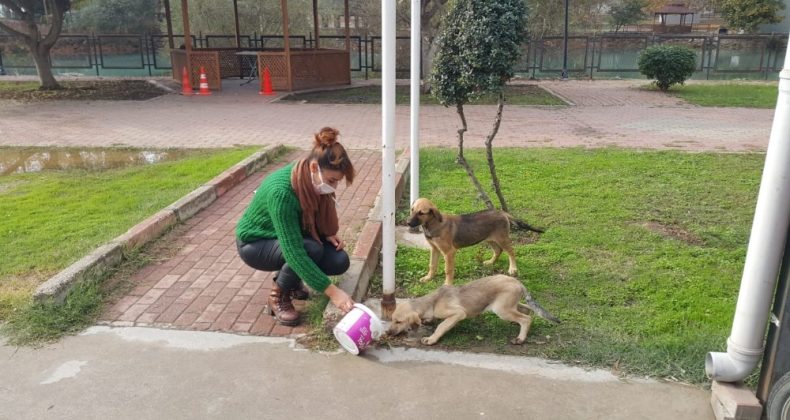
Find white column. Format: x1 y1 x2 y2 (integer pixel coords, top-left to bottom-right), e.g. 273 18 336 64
409 0 421 206
381 0 397 299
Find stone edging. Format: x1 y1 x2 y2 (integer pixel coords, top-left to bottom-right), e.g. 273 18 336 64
536 83 576 107
33 144 285 304
322 149 411 328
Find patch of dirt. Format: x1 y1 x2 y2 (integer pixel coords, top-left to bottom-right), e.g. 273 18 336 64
281 84 561 105
640 221 703 246
371 330 558 357
0 80 168 101
0 179 28 193
512 230 541 245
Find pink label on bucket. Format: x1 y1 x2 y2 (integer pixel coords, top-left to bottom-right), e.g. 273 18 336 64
343 311 372 350
334 304 384 355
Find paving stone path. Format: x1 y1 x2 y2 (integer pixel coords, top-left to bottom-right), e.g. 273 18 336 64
98 149 381 337
0 79 772 152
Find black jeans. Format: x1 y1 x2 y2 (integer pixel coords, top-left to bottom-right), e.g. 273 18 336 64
236 237 350 292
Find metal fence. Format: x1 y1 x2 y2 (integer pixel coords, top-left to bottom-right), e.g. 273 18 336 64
0 32 786 80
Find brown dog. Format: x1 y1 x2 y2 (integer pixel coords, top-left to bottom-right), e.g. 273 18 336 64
387 274 560 345
407 198 543 285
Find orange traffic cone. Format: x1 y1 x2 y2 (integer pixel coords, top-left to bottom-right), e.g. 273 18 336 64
180 66 193 96
259 66 274 96
198 66 212 96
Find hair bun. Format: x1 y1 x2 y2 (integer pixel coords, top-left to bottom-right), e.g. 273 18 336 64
314 127 339 148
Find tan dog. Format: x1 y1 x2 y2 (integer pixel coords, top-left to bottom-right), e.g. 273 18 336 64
407 198 543 285
387 274 560 345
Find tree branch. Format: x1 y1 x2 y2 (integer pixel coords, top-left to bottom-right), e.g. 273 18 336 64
421 0 449 23
0 19 31 40
41 0 64 47
486 91 508 212
456 103 494 210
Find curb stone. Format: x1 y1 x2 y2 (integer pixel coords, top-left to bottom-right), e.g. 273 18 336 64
536 83 576 107
32 144 285 303
147 79 178 95
114 209 178 252
322 149 410 330
167 186 217 222
33 242 124 303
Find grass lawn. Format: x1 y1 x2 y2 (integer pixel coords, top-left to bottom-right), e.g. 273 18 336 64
379 147 762 384
666 83 777 108
0 80 167 101
0 146 259 324
280 84 566 106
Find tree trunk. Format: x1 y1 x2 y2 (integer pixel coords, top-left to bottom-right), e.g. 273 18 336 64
0 0 65 90
420 0 450 94
486 91 508 212
421 35 440 93
455 104 494 210
30 44 59 90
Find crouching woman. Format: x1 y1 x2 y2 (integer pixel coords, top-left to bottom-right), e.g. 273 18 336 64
236 127 355 325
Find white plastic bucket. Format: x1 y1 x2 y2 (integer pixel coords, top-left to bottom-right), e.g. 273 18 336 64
333 303 384 355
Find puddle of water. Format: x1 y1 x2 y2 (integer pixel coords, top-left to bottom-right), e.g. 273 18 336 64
0 148 190 176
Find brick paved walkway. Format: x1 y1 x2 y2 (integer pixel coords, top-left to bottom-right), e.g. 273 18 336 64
0 79 773 152
98 149 381 337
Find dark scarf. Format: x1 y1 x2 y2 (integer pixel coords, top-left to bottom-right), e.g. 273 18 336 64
291 159 339 242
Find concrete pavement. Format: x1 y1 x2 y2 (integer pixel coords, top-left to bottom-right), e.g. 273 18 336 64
0 326 713 419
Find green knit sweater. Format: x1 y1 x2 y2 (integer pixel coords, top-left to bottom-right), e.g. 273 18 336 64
236 163 331 292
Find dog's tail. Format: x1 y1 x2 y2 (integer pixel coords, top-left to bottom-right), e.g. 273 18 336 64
507 214 545 233
518 289 560 324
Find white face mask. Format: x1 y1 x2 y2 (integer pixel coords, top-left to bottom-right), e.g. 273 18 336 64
314 168 336 195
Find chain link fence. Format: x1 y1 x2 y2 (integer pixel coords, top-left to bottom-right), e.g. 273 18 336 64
0 32 786 80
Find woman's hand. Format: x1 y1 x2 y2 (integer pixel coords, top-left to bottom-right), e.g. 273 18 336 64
326 235 345 251
325 284 354 313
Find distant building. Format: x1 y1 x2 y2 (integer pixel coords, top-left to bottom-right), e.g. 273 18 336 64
653 3 695 34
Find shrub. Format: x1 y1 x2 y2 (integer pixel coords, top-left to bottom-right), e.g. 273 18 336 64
430 0 527 107
638 45 697 91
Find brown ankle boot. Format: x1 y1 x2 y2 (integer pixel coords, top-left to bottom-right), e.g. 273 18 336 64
273 272 309 301
267 284 300 326
290 283 310 300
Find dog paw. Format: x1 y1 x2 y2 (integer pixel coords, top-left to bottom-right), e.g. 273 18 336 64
419 275 432 283
508 267 518 276
421 337 438 345
483 260 495 266
510 337 526 345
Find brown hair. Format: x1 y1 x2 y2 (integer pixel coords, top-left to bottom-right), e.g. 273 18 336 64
308 127 355 185
289 127 353 241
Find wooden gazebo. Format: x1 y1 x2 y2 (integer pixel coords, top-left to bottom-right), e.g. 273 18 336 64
162 0 351 91
653 3 694 34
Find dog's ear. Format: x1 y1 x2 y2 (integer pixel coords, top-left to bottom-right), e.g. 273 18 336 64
431 209 443 223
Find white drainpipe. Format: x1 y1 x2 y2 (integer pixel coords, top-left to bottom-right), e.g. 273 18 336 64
409 0 421 206
705 34 790 382
381 0 397 305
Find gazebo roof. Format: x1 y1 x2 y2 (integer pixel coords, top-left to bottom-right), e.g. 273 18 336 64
655 3 694 14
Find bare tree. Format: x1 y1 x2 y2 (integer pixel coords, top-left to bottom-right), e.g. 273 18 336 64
0 0 71 89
